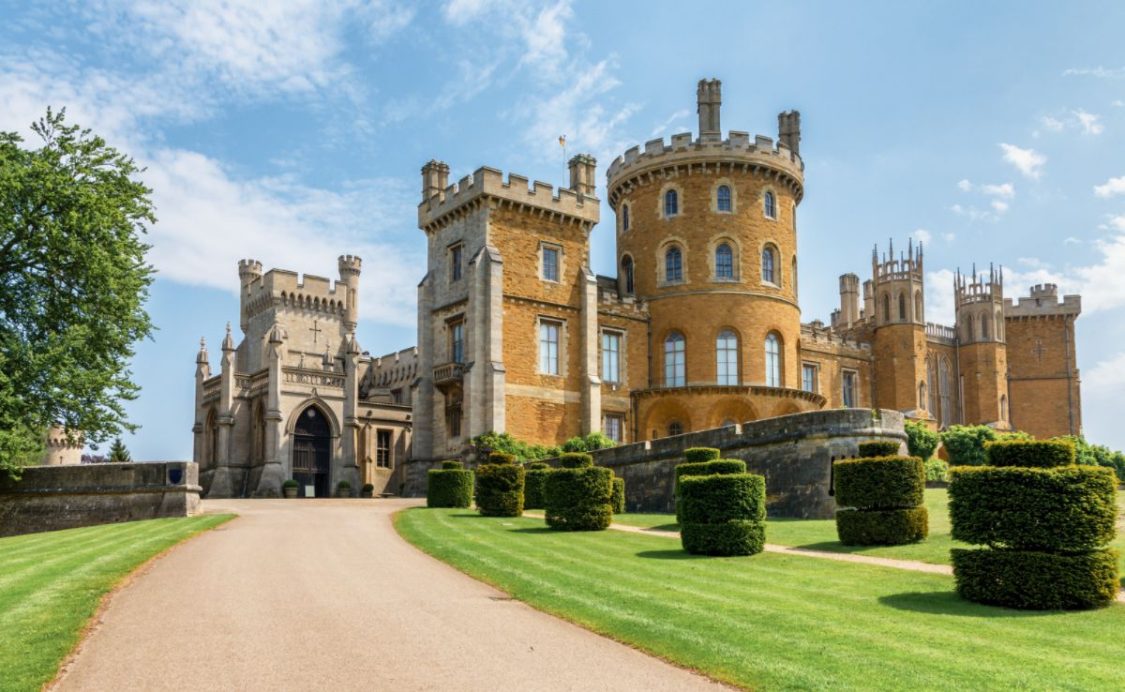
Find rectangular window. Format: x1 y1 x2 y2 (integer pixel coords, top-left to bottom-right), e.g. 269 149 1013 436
802 363 818 393
376 430 392 468
601 331 621 384
539 320 561 375
542 244 560 282
450 244 463 282
603 414 624 443
450 320 464 363
446 405 462 438
843 370 857 408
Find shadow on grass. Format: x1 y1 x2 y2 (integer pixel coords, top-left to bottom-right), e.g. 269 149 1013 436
640 524 681 533
509 527 555 535
635 549 710 560
879 591 1055 618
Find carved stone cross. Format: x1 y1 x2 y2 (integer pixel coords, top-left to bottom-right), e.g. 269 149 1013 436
1032 338 1046 362
309 320 322 344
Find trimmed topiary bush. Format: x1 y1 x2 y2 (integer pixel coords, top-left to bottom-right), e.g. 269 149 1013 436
487 451 517 465
836 507 928 545
523 463 551 510
684 447 721 463
611 477 625 513
558 452 594 468
427 465 474 508
678 473 766 556
673 459 747 522
940 425 997 466
985 439 1075 468
949 439 1120 609
951 548 1119 610
857 440 900 458
441 460 464 470
924 458 949 482
834 456 927 546
544 465 613 531
905 419 939 460
475 462 524 517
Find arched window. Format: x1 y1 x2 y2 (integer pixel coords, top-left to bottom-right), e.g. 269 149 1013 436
980 313 989 340
665 246 683 283
915 291 924 323
765 332 782 387
716 185 732 212
716 330 739 385
995 308 1004 341
918 382 927 410
963 315 974 342
882 294 891 322
622 203 630 231
928 358 939 420
664 189 679 217
667 421 684 437
761 245 776 284
898 293 907 320
764 191 776 219
664 331 685 387
715 243 734 279
938 357 952 425
621 255 634 294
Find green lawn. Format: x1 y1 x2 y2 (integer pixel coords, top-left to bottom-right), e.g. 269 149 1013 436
614 489 1125 575
397 508 1125 690
0 514 234 692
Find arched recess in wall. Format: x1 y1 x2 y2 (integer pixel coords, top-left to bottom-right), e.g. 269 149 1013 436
643 398 693 441
773 399 803 417
285 398 341 438
882 293 891 323
251 399 266 467
898 292 907 321
706 398 759 430
914 290 923 322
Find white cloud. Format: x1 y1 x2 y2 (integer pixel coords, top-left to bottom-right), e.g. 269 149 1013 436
1065 236 1083 245
991 200 1009 213
1107 215 1125 231
925 269 957 326
942 232 956 243
1040 115 1065 132
442 0 497 25
980 182 1015 199
1094 176 1125 198
999 143 1046 179
1114 100 1125 108
650 109 691 137
1086 352 1125 395
957 178 972 192
1073 109 1104 135
1064 66 1125 79
911 228 932 245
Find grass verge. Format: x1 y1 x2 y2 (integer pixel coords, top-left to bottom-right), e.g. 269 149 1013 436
0 514 235 692
397 507 1124 690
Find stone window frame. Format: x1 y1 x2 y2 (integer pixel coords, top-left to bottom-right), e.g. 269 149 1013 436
762 186 778 220
620 202 631 233
537 315 566 378
658 182 684 220
663 329 686 387
842 368 859 408
708 235 740 282
657 237 689 287
801 361 820 394
759 240 781 287
764 330 783 387
600 328 625 385
715 327 740 386
449 242 464 283
446 314 466 364
539 240 563 283
711 177 736 214
667 421 685 437
620 253 635 295
602 411 626 443
375 428 393 468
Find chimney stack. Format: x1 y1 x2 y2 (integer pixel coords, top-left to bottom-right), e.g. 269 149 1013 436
697 78 722 140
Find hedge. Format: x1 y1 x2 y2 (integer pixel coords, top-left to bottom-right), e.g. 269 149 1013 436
952 547 1120 610
985 439 1075 468
948 465 1117 551
681 520 766 556
427 468 474 508
544 466 613 531
679 474 766 525
836 507 929 545
487 451 517 465
834 456 924 510
523 465 551 510
441 460 464 470
940 425 998 466
475 463 524 517
684 447 721 463
559 452 594 468
905 420 939 460
673 459 747 522
678 473 766 556
857 441 900 458
611 477 625 514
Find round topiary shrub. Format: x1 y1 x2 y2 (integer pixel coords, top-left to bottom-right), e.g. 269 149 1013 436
673 458 747 522
611 477 625 514
678 473 766 556
487 451 517 465
427 465 474 508
558 452 594 468
833 456 927 546
475 462 524 517
905 419 939 460
857 440 900 458
544 465 613 531
949 439 1119 609
441 460 464 470
684 447 721 463
523 462 551 510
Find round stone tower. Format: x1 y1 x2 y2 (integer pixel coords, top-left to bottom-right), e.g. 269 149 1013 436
606 78 819 438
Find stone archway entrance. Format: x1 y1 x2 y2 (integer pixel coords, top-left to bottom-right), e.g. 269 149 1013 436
292 406 331 497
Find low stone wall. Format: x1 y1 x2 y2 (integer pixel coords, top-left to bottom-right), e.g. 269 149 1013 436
587 409 904 519
0 462 201 537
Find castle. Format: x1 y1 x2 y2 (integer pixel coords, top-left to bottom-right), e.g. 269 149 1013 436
194 78 1082 496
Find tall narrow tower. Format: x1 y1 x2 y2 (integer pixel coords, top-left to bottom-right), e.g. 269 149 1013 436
871 239 929 415
955 265 1009 428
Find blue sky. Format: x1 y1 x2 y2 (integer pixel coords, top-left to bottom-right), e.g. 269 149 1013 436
4 1 1125 457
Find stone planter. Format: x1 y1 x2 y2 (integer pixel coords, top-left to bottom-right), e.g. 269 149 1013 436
282 485 298 499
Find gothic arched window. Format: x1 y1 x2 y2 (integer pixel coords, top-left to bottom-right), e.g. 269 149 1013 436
664 189 679 217
715 243 734 279
622 203 630 231
899 293 907 320
761 245 777 284
717 185 732 212
764 191 776 219
621 255 634 294
665 246 683 283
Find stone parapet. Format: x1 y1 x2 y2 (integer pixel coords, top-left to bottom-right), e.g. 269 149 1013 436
0 461 201 537
1004 283 1081 318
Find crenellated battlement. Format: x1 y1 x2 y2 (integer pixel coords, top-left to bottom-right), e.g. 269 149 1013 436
1004 283 1081 318
872 238 923 284
240 266 352 324
418 164 600 232
800 321 870 352
955 265 1003 306
605 129 804 208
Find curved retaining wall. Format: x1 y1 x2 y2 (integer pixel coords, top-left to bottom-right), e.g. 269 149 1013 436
589 409 905 519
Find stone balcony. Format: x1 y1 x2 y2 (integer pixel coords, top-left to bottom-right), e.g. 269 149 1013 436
432 362 466 392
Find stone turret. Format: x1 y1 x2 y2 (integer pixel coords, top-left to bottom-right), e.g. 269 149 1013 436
697 78 722 139
338 255 362 332
238 259 263 331
955 265 1009 428
568 154 597 199
778 110 801 156
421 160 450 201
833 273 860 329
871 239 929 416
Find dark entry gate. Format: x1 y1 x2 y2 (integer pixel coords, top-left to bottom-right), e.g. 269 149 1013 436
292 406 331 497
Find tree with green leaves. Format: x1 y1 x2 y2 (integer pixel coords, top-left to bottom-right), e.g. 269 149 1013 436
0 108 155 479
107 438 132 463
